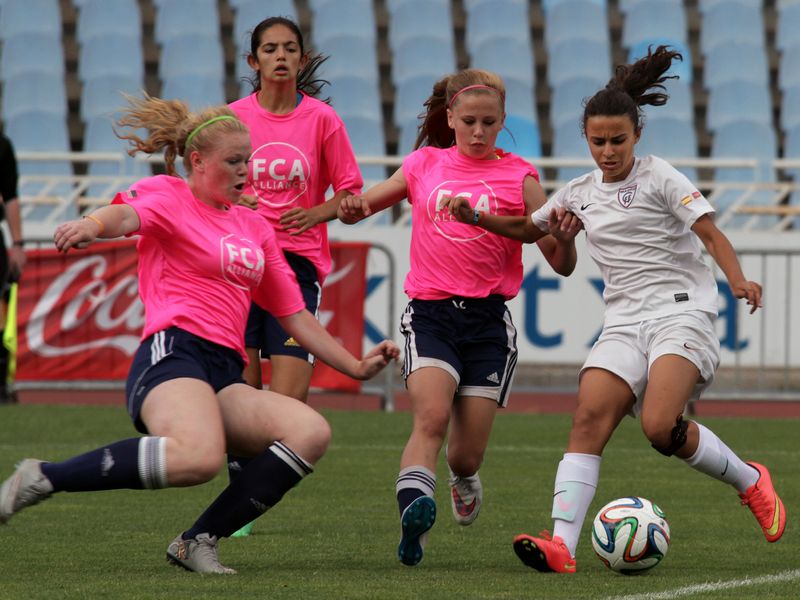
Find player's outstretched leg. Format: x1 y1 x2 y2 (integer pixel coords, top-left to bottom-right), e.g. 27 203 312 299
739 462 786 543
513 531 577 574
166 533 236 574
448 467 483 526
0 459 54 524
397 496 436 566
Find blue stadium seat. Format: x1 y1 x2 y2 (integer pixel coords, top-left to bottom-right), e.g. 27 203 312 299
706 81 772 132
392 35 455 86
698 0 762 14
783 124 800 227
637 115 697 180
497 115 541 158
618 0 682 14
83 116 148 200
542 0 606 17
550 75 607 128
159 34 224 80
154 0 219 44
397 120 419 155
0 32 64 81
781 84 800 132
318 35 380 82
340 114 386 188
545 0 609 50
1 72 67 119
703 41 768 89
640 79 694 122
311 0 376 46
388 0 452 53
328 76 382 120
78 34 144 82
547 38 611 87
232 0 298 52
778 44 800 91
552 120 592 181
0 0 60 37
465 0 530 49
700 2 765 54
80 74 143 122
5 110 74 220
470 37 536 88
627 39 692 84
502 76 537 123
76 0 141 43
711 120 777 227
776 2 800 51
394 75 437 126
161 74 226 111
622 0 687 48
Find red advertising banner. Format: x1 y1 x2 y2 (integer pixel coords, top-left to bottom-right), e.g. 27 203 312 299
16 240 369 392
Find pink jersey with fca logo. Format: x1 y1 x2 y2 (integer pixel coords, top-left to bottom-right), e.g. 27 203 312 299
402 146 538 300
229 92 363 283
113 176 305 361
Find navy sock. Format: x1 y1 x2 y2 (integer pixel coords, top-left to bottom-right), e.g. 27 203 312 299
184 442 311 539
40 438 164 492
227 454 251 482
397 488 425 515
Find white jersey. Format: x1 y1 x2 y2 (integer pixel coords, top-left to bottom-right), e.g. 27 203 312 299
533 155 718 327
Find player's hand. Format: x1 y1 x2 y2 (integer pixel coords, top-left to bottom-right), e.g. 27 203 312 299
53 218 98 253
440 195 474 224
731 280 763 314
338 195 371 224
238 193 259 210
280 207 319 235
353 340 400 380
548 208 583 243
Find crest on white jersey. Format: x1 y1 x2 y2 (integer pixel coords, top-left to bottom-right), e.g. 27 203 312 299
617 184 637 208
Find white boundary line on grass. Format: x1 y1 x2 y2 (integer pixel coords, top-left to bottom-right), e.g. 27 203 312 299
605 569 800 600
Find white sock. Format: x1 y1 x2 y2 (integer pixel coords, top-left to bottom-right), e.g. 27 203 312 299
551 453 601 557
683 422 759 493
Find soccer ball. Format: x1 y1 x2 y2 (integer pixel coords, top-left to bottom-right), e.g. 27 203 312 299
591 496 670 575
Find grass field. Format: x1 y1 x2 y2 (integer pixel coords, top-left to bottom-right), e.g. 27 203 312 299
1 404 798 599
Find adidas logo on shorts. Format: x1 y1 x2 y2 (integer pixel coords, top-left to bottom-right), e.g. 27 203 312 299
486 372 500 384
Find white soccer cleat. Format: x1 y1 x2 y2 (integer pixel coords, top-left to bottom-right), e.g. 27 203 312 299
448 467 483 526
0 459 54 524
167 533 237 574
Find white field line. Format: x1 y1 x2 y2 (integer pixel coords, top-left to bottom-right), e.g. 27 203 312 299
605 569 800 600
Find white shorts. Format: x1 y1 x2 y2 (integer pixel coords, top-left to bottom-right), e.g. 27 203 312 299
580 311 720 415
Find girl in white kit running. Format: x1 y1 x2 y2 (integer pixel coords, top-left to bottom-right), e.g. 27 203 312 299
443 46 785 574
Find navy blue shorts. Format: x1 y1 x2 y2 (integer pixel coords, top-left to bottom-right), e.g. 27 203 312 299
245 251 321 363
126 327 246 434
399 296 518 407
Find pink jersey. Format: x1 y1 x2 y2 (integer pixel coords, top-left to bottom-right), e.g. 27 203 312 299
229 92 363 283
112 176 305 362
402 146 537 300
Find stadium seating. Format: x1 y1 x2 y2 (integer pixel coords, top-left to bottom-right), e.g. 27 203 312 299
550 75 606 128
340 114 387 187
700 2 765 54
547 38 611 87
543 0 607 17
76 0 141 44
161 74 226 110
83 116 147 201
232 0 298 53
1 72 67 120
470 37 536 88
776 2 800 51
78 34 144 83
465 0 530 49
497 115 541 158
778 44 800 91
545 0 609 50
703 41 769 89
0 0 60 37
0 32 64 81
397 120 420 156
393 75 437 126
328 76 383 120
158 34 224 80
783 124 800 226
636 115 698 181
641 79 694 122
388 0 452 53
317 35 380 82
392 35 456 87
154 0 219 44
552 120 592 181
622 0 687 48
706 81 772 132
80 74 143 122
780 85 800 132
502 76 538 123
627 39 692 84
310 0 376 47
698 0 762 14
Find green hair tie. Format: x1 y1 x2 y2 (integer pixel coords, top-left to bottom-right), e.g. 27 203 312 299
185 115 238 149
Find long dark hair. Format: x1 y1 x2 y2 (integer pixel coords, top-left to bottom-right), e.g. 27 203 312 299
582 45 683 134
415 69 506 149
244 16 330 101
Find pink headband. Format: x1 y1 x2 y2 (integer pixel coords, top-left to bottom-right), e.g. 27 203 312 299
447 84 505 108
